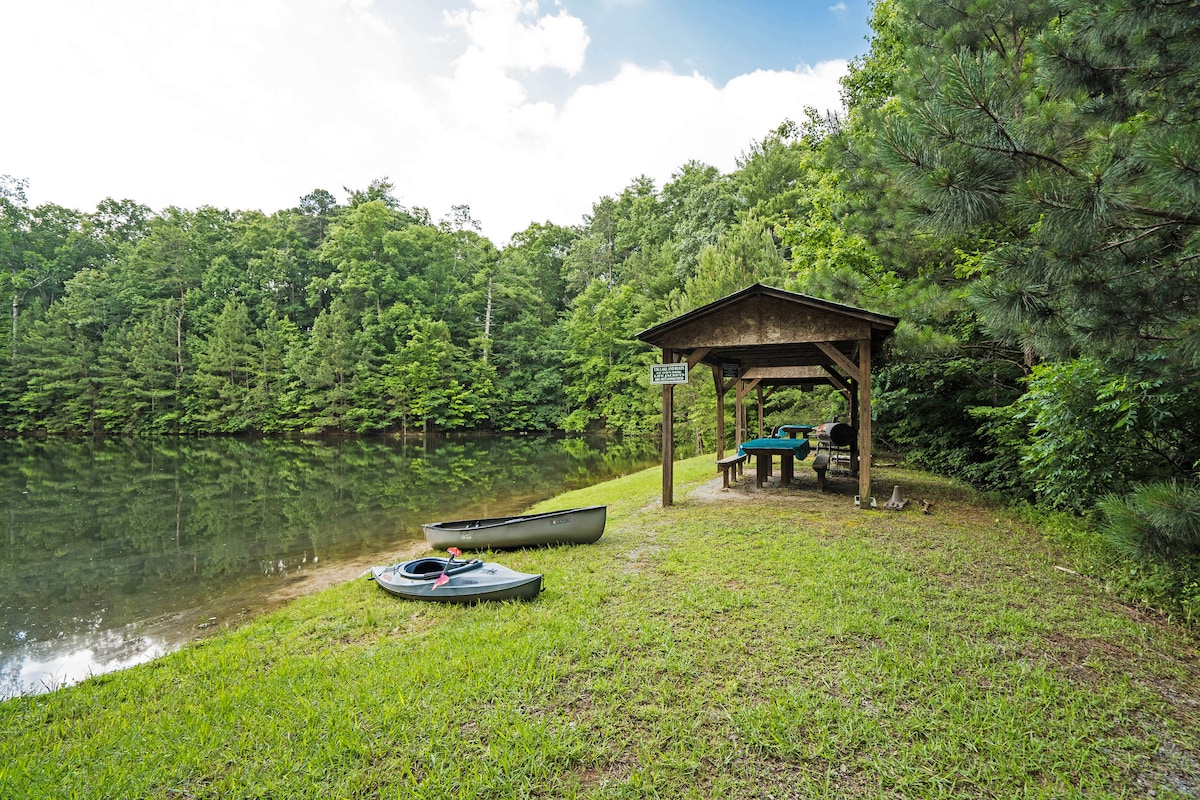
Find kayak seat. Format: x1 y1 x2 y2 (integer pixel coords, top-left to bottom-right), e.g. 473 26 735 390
398 558 484 580
405 559 446 575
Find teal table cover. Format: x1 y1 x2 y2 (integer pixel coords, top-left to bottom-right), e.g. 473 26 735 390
737 437 812 488
738 438 811 458
775 424 815 438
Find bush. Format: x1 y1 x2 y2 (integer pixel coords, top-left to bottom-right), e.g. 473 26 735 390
1015 358 1200 511
874 357 1029 495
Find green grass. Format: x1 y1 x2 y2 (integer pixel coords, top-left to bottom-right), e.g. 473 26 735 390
2 457 1198 798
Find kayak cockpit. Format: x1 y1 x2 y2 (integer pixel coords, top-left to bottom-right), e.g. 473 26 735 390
389 557 484 581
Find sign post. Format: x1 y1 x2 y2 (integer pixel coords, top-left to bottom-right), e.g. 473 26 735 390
658 352 678 506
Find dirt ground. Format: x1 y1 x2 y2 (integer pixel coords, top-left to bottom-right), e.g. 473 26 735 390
687 463 863 504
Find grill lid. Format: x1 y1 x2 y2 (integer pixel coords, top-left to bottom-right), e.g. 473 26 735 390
814 421 854 447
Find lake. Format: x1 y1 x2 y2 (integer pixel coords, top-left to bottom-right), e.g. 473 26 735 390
0 434 658 700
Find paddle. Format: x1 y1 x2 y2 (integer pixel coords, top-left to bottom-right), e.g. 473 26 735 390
430 547 462 591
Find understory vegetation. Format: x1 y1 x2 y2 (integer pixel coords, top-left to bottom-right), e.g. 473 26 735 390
3 459 1198 798
4 1 1199 612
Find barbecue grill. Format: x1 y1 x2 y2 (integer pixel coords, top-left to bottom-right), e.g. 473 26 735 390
814 420 856 473
814 421 854 448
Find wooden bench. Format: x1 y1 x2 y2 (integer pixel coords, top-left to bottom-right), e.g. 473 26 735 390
716 453 748 488
811 453 830 492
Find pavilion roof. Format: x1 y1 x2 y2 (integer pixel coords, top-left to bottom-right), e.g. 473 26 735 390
636 283 898 379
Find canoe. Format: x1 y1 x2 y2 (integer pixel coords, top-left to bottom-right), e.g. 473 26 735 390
422 505 607 551
370 557 543 604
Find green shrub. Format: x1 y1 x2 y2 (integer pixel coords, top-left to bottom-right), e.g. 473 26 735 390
1015 358 1200 511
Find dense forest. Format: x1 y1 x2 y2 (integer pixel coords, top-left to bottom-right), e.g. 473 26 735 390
3 1 1198 612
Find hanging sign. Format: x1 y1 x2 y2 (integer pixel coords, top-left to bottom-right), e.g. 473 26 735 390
721 363 740 379
650 363 688 385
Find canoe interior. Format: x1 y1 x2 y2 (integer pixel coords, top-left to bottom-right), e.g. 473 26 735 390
423 505 607 551
426 505 606 531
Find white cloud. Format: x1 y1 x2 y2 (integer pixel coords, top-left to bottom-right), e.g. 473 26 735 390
444 0 589 75
5 0 431 214
2 0 848 244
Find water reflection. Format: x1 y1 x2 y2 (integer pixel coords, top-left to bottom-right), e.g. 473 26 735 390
0 435 657 699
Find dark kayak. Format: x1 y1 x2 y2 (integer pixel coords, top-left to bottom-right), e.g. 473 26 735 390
370 557 543 603
422 505 606 551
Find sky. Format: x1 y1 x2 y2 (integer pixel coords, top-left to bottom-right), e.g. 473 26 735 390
3 0 875 244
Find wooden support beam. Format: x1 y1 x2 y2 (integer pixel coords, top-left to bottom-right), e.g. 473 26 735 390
849 380 860 475
821 368 849 395
736 378 762 401
711 365 726 460
684 347 710 368
736 378 761 444
816 341 861 383
661 348 675 507
858 338 872 505
756 385 765 438
734 380 744 446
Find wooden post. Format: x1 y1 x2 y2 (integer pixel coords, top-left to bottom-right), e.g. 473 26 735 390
734 380 745 445
736 379 762 445
756 385 765 438
858 339 872 505
712 366 725 460
848 379 860 476
662 348 674 507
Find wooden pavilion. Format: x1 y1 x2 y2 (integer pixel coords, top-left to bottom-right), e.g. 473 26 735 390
636 284 899 506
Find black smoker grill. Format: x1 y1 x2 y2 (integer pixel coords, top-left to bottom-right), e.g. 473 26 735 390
814 421 856 472
814 421 854 448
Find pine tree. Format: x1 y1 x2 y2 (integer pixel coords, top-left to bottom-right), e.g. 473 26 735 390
855 0 1200 497
185 298 258 432
288 299 361 433
18 306 100 433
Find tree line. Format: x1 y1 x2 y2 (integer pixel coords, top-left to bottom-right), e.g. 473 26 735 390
0 164 768 439
3 1 1197 613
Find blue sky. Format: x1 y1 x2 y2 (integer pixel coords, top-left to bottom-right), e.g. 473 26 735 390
563 1 872 83
3 0 875 243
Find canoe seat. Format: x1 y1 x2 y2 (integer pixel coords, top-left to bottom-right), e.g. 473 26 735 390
716 453 748 488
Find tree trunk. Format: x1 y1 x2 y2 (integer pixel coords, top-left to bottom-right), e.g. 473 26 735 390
176 291 186 378
10 289 17 362
9 245 18 361
482 276 493 364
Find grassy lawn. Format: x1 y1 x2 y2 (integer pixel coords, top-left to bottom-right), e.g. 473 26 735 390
2 456 1198 799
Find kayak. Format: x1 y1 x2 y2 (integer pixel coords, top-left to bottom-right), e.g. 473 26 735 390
422 505 606 551
370 557 543 603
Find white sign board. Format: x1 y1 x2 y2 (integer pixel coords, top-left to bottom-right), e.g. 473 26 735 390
650 363 688 385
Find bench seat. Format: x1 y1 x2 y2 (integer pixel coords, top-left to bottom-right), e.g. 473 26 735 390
811 453 830 492
716 453 748 488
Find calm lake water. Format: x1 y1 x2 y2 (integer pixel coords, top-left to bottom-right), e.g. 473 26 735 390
0 435 658 700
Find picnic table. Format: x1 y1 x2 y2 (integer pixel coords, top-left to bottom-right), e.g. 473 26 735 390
738 437 812 488
773 424 815 439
